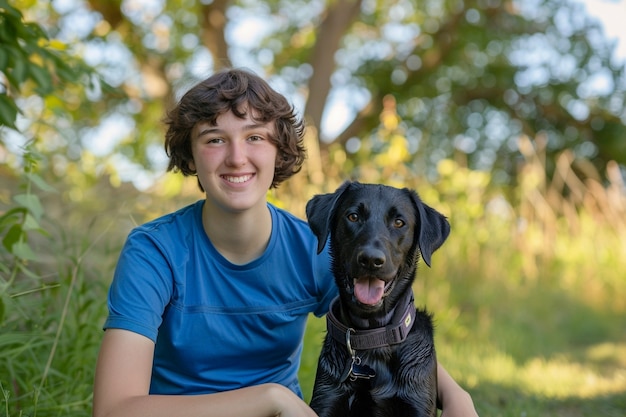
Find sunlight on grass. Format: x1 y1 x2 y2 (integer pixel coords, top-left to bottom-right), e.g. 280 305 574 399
435 339 626 409
520 353 626 398
586 342 626 369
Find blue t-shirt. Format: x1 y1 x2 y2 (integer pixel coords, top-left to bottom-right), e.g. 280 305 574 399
104 200 337 397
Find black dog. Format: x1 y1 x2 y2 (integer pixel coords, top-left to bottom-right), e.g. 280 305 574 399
306 181 450 417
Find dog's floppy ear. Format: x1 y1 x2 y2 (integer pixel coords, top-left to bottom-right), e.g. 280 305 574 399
409 189 450 267
306 181 354 254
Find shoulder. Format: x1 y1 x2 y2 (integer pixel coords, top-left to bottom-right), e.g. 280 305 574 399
267 202 332 274
116 201 204 261
129 201 203 241
136 200 203 232
269 203 308 225
268 204 317 245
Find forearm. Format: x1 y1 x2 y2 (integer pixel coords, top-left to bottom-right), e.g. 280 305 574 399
94 383 315 417
437 363 478 417
94 330 317 417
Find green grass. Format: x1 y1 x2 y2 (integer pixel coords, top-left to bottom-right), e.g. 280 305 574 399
299 263 626 416
2 152 625 416
297 155 626 415
297 222 626 416
433 274 626 416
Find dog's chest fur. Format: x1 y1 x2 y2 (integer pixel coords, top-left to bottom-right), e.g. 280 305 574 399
315 307 437 417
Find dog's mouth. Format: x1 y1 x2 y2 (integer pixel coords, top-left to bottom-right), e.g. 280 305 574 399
353 277 394 306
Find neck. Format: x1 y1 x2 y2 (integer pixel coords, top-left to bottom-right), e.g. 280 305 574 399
202 201 272 265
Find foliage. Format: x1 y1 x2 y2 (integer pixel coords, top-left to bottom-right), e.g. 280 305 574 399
0 0 118 203
0 5 115 415
296 141 626 416
0 0 100 128
2 0 625 190
1 1 625 416
0 146 107 417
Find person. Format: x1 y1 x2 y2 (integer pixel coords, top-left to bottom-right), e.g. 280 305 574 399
92 68 478 417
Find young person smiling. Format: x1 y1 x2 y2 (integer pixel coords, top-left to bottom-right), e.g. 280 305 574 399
92 68 478 417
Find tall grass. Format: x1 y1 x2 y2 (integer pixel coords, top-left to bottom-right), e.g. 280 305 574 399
297 136 626 416
426 137 625 416
1 135 625 416
1 148 116 417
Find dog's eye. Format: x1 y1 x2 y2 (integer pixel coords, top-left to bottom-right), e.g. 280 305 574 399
347 213 359 222
394 218 405 228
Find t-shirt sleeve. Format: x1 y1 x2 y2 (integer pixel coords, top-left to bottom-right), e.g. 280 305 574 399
312 242 338 317
104 229 173 342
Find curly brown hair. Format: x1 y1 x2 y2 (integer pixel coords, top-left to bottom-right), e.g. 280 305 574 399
164 68 306 189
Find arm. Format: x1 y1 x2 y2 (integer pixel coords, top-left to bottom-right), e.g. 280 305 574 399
93 329 317 417
437 363 478 417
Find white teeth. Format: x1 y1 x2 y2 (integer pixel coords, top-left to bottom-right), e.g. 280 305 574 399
225 175 251 183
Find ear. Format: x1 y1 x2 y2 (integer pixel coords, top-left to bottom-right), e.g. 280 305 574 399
408 189 450 267
306 181 353 254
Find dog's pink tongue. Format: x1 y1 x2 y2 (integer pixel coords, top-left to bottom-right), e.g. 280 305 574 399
354 277 385 305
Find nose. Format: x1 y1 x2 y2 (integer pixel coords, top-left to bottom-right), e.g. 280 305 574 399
357 247 386 270
225 140 247 167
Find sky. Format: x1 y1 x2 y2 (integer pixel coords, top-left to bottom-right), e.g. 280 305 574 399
577 0 626 61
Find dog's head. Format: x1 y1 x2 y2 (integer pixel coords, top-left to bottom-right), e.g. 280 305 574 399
306 181 450 313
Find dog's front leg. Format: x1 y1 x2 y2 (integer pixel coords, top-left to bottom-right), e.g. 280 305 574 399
310 340 355 417
396 345 438 417
310 367 352 417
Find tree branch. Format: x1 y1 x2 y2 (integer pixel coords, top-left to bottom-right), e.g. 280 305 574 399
304 0 363 135
201 0 232 69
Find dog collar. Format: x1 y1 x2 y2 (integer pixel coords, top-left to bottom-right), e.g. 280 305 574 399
326 292 417 350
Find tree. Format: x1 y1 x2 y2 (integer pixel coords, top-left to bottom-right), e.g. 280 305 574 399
2 0 625 189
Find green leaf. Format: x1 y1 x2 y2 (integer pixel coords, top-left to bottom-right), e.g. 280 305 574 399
0 333 36 348
16 262 43 280
29 63 53 94
23 21 49 41
25 172 57 193
11 240 37 261
2 223 22 252
13 193 44 221
10 51 28 84
0 93 19 129
0 48 8 71
22 213 40 231
0 207 24 229
0 1 24 20
21 213 49 237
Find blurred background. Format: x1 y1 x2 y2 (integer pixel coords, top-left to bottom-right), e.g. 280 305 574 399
1 0 625 415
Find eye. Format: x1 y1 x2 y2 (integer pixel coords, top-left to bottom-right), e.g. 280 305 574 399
393 218 405 228
248 135 264 142
347 213 359 222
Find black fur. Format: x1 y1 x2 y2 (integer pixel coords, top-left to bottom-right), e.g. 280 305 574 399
306 181 450 417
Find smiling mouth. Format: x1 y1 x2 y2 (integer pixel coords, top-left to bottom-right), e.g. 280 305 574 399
223 174 252 184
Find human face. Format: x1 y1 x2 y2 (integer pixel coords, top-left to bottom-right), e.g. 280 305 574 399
189 108 278 214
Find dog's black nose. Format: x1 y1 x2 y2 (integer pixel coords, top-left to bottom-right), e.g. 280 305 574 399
357 248 386 269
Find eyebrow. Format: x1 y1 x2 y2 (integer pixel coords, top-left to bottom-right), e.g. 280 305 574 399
196 123 271 137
